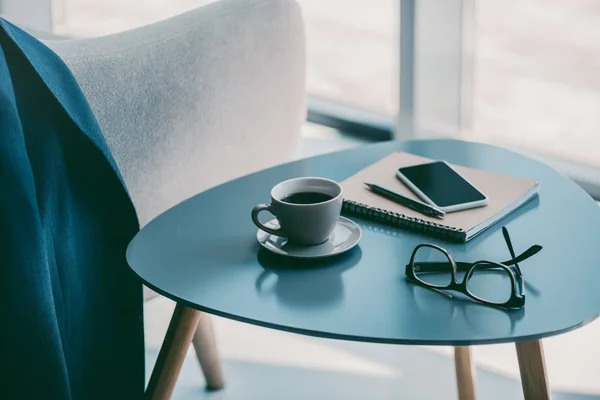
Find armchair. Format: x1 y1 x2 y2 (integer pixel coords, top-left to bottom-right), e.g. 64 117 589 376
31 0 305 393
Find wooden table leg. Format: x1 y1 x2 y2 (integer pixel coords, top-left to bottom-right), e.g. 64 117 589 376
454 346 476 400
515 340 551 400
192 313 225 390
145 303 202 400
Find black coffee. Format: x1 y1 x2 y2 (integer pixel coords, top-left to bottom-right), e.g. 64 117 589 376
281 191 334 204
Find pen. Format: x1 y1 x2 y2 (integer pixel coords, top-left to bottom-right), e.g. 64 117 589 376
364 182 445 218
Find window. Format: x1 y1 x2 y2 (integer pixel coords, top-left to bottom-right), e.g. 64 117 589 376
468 0 600 168
31 0 600 173
298 0 397 116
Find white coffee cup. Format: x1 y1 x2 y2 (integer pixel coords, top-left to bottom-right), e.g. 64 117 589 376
251 177 343 246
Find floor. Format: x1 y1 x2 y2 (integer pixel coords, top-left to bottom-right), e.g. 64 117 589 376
142 124 600 400
145 299 600 399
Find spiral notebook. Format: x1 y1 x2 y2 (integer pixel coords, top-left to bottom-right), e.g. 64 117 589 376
341 152 539 242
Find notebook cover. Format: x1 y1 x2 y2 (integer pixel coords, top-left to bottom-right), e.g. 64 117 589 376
340 152 539 241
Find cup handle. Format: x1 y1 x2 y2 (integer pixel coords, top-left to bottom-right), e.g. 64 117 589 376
251 203 285 237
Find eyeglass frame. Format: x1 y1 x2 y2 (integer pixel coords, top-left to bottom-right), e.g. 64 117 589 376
405 227 543 309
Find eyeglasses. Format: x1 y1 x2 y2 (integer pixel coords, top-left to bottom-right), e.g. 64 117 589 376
405 227 542 309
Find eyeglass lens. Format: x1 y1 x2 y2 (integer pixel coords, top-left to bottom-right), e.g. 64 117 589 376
413 246 453 288
466 262 514 304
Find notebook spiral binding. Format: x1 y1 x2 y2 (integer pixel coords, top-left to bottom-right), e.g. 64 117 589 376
342 199 465 242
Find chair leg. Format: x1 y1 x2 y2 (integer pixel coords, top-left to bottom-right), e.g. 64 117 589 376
192 313 225 390
454 346 476 400
145 303 202 400
515 340 551 400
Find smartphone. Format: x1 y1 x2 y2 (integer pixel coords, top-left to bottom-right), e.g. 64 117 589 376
396 161 487 213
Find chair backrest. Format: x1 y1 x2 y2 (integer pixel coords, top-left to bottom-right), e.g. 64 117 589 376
44 0 305 227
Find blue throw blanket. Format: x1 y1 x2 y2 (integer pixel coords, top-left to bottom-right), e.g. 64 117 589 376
0 19 143 399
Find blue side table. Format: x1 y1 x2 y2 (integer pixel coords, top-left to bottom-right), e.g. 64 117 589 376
127 139 600 399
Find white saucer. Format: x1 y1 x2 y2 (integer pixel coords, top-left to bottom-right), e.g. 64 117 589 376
256 216 362 259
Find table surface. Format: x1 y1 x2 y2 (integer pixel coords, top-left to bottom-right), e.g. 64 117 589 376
127 139 600 346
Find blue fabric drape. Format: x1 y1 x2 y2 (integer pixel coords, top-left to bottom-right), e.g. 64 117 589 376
0 19 143 399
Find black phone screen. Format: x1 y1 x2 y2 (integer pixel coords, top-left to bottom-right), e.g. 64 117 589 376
398 161 486 207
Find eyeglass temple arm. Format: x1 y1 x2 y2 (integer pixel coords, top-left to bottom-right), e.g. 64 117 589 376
413 281 453 299
411 261 469 272
500 245 542 266
502 226 521 275
410 245 542 273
